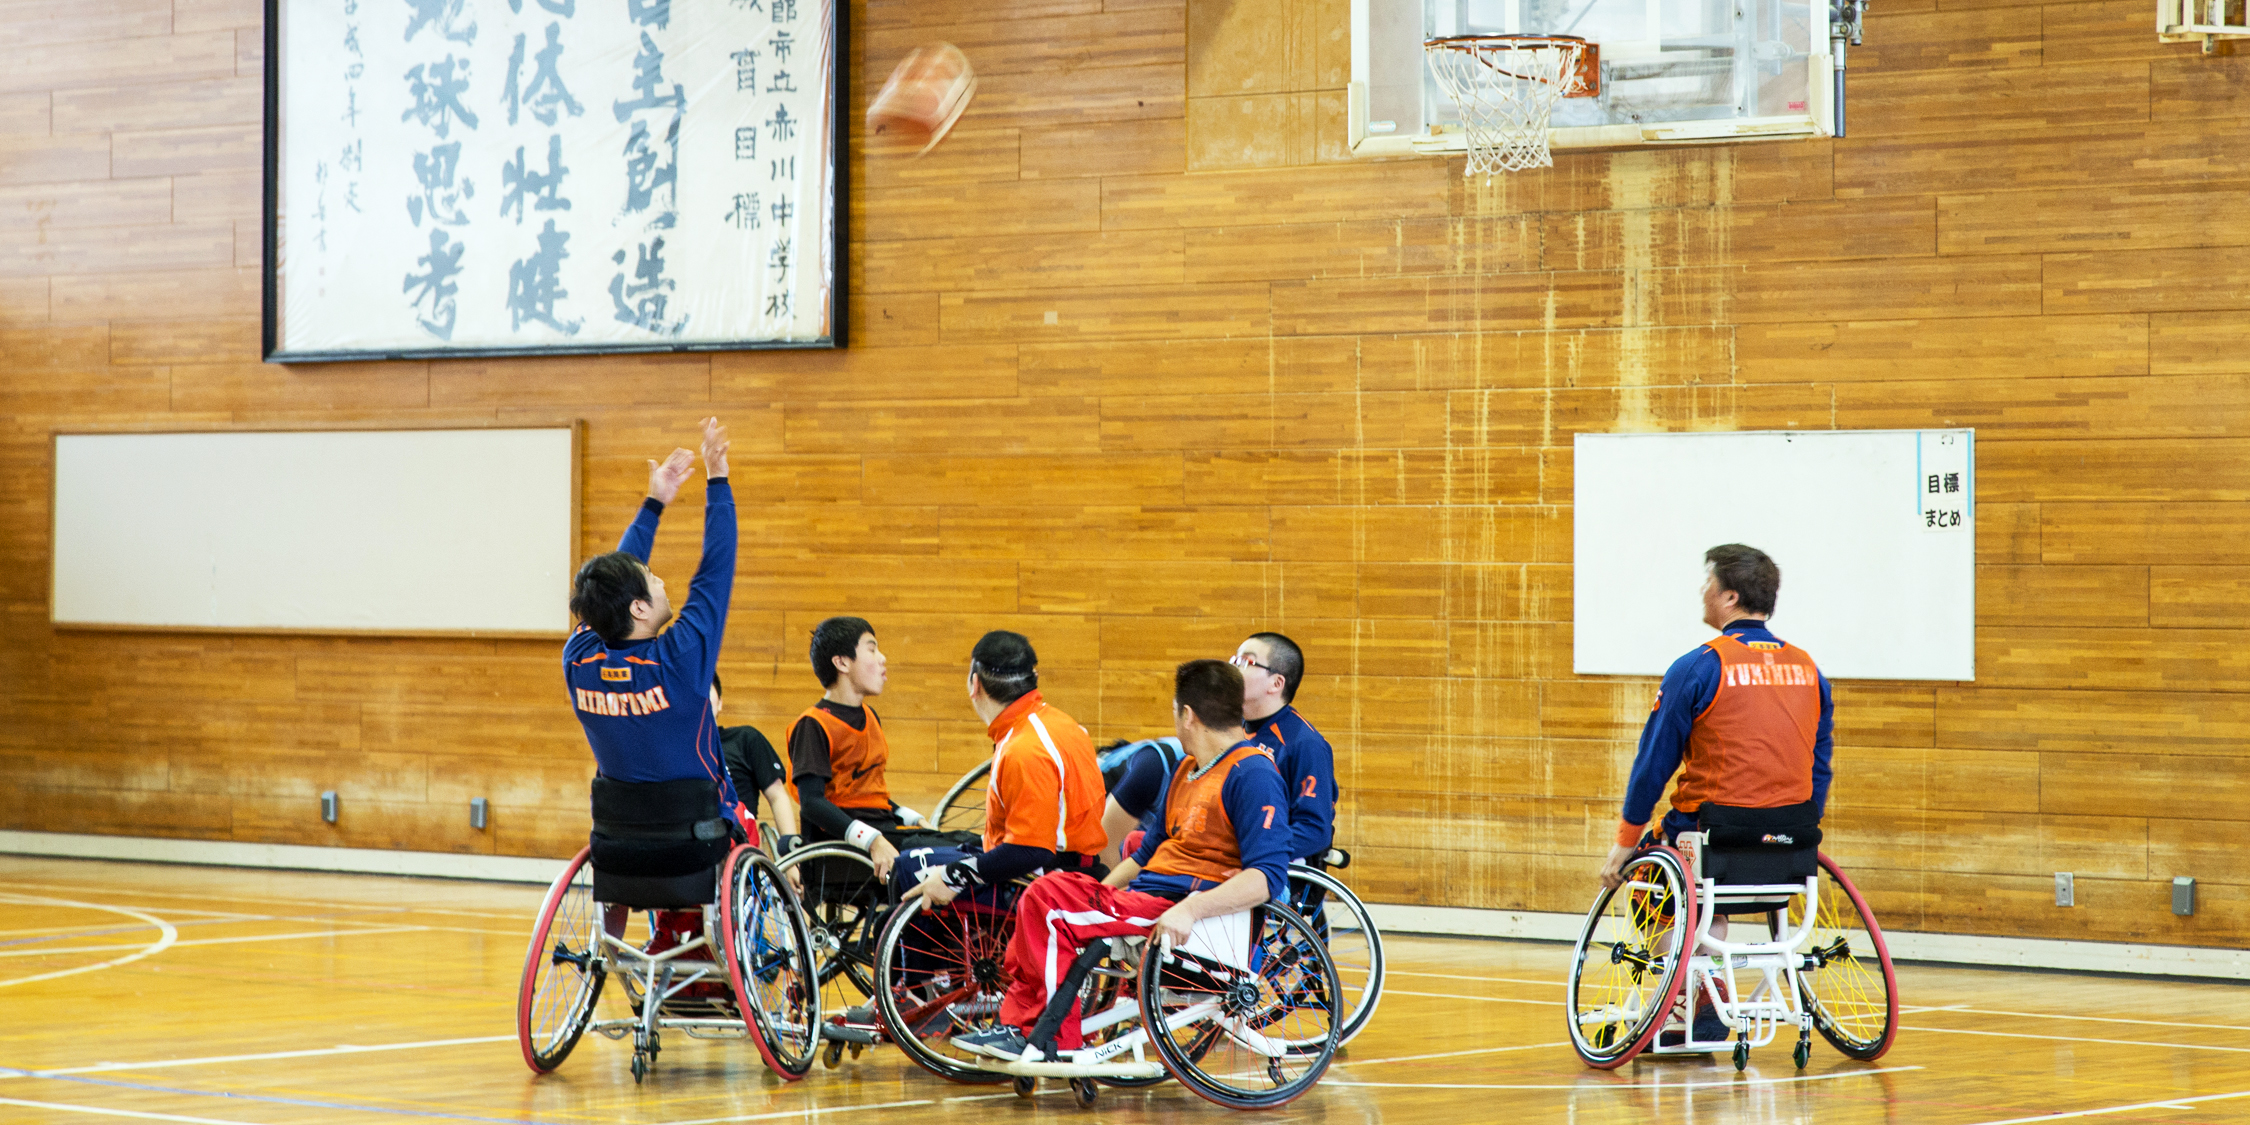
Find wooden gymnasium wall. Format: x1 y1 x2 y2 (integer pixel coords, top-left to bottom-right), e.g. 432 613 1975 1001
0 0 2245 947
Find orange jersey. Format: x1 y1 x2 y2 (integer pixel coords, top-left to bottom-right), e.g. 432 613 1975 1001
982 691 1107 855
1673 634 1821 814
1144 743 1282 886
787 704 891 812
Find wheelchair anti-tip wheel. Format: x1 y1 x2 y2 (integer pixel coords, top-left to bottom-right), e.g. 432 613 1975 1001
721 845 820 1079
1565 846 1699 1069
1141 902 1341 1110
873 894 1015 1084
1285 865 1385 1048
517 845 605 1074
933 761 991 835
1789 853 1899 1060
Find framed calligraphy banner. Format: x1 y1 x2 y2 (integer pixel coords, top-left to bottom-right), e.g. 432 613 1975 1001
263 0 844 361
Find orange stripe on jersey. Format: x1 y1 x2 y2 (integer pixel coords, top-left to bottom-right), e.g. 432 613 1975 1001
787 705 891 812
982 692 1107 855
1673 634 1821 814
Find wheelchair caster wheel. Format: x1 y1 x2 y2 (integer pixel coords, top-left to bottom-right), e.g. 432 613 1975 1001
1071 1078 1098 1108
1793 1036 1811 1069
1732 1040 1749 1071
1013 1076 1037 1100
631 1054 649 1084
848 1042 864 1059
822 1042 844 1069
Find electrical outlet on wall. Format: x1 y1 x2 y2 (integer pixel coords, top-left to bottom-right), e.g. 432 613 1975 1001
2055 871 2074 907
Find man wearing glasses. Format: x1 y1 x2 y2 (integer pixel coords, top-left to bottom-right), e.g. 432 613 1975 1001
1232 632 1336 865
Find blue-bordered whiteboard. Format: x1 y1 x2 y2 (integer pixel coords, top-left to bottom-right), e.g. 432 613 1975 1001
1573 429 1975 681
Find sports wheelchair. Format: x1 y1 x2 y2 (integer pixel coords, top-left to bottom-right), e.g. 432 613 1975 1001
1564 809 1898 1071
874 889 1343 1109
933 753 1385 1045
769 838 894 1067
517 779 821 1083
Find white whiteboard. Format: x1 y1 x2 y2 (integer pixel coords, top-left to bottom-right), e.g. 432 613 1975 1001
1573 430 1974 681
53 429 577 636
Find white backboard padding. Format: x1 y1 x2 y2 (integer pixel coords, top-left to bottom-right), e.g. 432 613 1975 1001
1573 430 1975 681
53 429 575 634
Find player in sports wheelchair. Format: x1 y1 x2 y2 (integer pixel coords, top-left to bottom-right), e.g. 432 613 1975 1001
870 876 1342 1109
517 777 822 1083
1565 804 1899 1071
933 738 1385 1047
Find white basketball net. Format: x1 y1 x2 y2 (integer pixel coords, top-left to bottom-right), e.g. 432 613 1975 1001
1424 37 1588 177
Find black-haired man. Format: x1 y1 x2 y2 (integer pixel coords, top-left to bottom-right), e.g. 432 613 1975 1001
563 418 734 807
1233 631 1336 864
788 616 922 878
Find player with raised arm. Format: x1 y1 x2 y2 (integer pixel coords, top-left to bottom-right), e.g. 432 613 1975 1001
952 660 1291 1063
563 417 733 948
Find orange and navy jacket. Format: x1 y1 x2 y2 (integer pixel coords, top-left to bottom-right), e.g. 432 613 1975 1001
787 703 892 813
562 483 737 810
1128 741 1292 901
984 691 1107 856
1617 620 1833 846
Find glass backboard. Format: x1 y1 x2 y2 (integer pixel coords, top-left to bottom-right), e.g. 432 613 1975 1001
1352 0 1843 159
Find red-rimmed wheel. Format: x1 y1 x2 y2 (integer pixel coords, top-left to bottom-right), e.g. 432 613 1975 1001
517 846 604 1074
1794 853 1899 1060
721 844 820 1079
872 893 1015 1083
1565 846 1699 1069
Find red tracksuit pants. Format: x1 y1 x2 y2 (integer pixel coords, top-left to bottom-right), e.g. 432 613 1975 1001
999 871 1177 1050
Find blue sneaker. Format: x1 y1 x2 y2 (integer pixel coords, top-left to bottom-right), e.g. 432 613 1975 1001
1659 1006 1731 1048
952 1025 1032 1061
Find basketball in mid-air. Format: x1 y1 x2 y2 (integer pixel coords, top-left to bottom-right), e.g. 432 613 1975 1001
866 42 976 157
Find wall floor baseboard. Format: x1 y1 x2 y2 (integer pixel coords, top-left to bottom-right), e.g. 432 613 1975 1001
5 831 2240 981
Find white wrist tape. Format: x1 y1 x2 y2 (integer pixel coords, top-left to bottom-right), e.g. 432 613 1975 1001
895 805 925 827
846 820 882 852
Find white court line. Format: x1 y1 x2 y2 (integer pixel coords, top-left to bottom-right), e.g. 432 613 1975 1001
1387 970 1566 987
0 879 528 920
1 1034 518 1079
0 1096 259 1125
1965 1087 2250 1125
1325 1064 1922 1092
1903 1025 2250 1054
654 1098 936 1125
0 925 428 959
1388 988 1562 1007
1917 1007 2250 1035
1337 1040 1572 1067
0 897 176 990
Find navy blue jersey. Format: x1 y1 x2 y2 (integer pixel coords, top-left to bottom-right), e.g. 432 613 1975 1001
1245 705 1336 861
563 482 738 810
1107 738 1184 821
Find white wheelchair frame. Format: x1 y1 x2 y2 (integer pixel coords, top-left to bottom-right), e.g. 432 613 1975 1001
1645 832 1820 1068
589 906 750 1061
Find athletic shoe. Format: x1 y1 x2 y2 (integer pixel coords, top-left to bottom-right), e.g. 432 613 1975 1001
952 1025 1032 1061
840 1004 876 1025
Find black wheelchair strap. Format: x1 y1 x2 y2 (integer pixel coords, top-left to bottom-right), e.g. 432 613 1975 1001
1028 941 1112 1058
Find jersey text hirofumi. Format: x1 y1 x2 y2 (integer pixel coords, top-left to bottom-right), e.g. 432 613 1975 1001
574 685 673 717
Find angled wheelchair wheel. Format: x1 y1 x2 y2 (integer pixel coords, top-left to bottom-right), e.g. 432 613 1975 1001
1565 846 1698 1070
1793 853 1899 1061
1286 865 1386 1048
722 845 820 1079
873 894 1015 1083
1141 903 1341 1110
933 761 991 835
517 845 605 1074
774 842 885 1008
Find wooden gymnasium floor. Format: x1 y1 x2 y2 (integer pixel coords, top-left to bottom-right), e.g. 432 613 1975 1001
2 857 2247 1125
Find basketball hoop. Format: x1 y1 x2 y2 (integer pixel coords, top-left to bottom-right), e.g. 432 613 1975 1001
1423 35 1599 177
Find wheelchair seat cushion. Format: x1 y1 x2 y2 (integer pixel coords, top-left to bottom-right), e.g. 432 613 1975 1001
1697 800 1821 897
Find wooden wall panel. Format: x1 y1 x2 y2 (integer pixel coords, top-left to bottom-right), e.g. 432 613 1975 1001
1 0 2245 949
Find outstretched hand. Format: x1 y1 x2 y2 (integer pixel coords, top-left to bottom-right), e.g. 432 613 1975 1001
699 416 730 480
646 447 695 505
